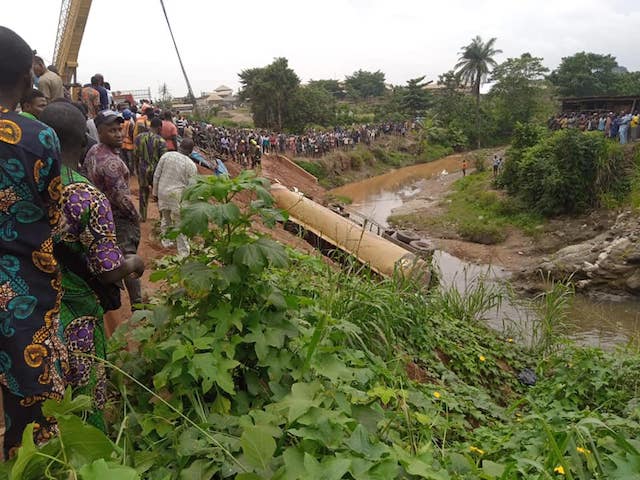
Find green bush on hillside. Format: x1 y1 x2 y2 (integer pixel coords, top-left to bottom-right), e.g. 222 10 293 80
500 125 630 216
295 160 327 178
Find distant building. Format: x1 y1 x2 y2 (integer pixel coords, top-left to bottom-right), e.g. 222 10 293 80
197 84 238 110
561 95 640 113
214 85 233 97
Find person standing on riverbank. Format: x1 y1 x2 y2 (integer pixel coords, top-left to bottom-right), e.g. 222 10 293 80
462 158 468 177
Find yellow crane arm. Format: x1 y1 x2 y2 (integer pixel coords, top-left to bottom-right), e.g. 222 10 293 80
53 0 93 84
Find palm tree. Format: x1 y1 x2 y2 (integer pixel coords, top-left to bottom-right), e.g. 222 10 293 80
455 36 502 148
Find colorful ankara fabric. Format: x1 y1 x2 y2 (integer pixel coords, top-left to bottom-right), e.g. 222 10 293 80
134 132 166 221
83 143 139 221
57 167 124 429
0 106 67 458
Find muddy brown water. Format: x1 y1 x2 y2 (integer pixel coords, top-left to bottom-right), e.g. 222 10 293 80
331 159 640 348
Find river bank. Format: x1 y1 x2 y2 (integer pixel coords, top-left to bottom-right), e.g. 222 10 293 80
329 152 640 347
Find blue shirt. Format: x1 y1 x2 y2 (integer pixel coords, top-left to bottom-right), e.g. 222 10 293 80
94 85 109 111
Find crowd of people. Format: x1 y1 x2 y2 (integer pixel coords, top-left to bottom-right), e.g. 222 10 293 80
192 122 411 166
0 26 216 457
549 111 640 144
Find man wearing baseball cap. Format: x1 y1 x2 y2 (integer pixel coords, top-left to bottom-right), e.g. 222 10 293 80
84 110 143 325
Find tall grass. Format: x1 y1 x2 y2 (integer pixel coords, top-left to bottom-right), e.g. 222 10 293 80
530 274 574 356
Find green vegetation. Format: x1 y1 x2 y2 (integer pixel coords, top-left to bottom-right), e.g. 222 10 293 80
5 172 640 479
391 170 544 244
344 70 387 99
295 159 328 179
455 36 502 148
549 51 640 97
500 124 632 216
295 143 437 188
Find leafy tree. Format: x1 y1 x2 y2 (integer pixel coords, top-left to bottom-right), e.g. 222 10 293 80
288 85 336 132
455 36 502 147
489 53 552 137
400 76 431 117
614 71 640 96
344 69 386 99
307 79 345 99
238 57 300 130
548 52 620 97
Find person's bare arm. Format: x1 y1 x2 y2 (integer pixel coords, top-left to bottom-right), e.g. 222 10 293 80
98 254 144 284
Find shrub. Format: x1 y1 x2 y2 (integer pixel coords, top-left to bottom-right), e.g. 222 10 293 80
501 128 631 216
457 219 507 244
418 143 453 163
295 160 326 178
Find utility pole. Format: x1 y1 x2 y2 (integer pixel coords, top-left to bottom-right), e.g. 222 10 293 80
159 0 196 106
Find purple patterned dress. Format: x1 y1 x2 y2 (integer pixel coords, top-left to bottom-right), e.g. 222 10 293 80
57 167 124 429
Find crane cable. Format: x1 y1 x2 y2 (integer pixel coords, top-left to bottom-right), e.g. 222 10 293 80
159 0 196 104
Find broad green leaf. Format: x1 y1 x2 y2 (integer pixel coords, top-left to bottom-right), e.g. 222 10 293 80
481 460 505 477
349 458 374 479
345 425 388 460
240 425 276 471
212 394 231 414
367 385 397 405
176 427 208 457
192 352 239 394
280 447 306 480
255 237 289 267
278 382 323 423
10 424 42 480
56 414 116 468
236 474 262 480
368 459 400 479
234 243 266 272
78 459 139 480
303 454 350 480
180 261 217 294
180 201 216 235
42 387 91 417
179 459 219 480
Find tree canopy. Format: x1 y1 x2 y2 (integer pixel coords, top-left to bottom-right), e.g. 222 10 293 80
548 52 620 97
455 35 502 147
455 36 502 99
490 53 552 137
238 57 300 130
307 79 345 99
344 70 386 99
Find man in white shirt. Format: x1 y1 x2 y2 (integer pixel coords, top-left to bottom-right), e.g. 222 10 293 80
153 138 198 257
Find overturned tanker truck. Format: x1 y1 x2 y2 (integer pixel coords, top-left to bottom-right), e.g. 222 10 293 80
270 184 432 283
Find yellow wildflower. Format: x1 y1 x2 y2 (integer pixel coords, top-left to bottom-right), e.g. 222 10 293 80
469 446 485 455
507 338 514 343
433 391 441 399
554 465 565 475
479 355 486 362
576 447 591 455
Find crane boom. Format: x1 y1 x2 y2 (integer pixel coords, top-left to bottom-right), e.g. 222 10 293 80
53 0 93 84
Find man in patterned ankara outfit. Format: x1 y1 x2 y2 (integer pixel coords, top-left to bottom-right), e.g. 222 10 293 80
84 111 143 312
0 26 68 459
40 101 145 430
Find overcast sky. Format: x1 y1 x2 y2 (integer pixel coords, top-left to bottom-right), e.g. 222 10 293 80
4 0 640 98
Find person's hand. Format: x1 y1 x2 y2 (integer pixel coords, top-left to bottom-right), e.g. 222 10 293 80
124 254 145 278
152 195 158 202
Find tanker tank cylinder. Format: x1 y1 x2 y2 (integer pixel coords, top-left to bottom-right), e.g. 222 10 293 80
270 183 431 283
